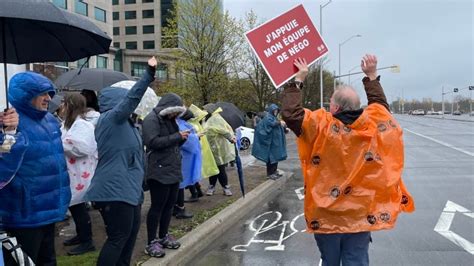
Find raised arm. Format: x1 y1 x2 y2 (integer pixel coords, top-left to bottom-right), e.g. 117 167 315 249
110 57 157 123
281 58 308 137
361 54 389 111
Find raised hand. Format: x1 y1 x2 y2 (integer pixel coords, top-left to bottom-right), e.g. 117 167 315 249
148 56 158 68
294 57 309 82
180 130 190 140
361 54 378 81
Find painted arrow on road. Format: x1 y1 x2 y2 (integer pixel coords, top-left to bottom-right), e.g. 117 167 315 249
434 200 474 255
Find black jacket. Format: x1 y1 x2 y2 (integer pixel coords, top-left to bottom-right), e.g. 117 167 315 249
142 93 187 184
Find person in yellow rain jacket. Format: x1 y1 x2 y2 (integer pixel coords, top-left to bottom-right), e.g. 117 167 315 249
185 104 219 202
281 54 414 266
203 104 236 196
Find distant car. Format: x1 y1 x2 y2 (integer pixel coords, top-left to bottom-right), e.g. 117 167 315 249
238 126 254 150
453 110 462 116
426 111 433 115
434 111 443 115
412 109 425 115
470 111 474 117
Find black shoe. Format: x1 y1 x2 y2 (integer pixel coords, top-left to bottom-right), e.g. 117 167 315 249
184 196 199 203
196 185 204 198
175 207 193 219
67 241 95 256
63 235 81 246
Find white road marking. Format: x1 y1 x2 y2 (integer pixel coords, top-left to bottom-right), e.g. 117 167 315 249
404 128 474 157
434 200 474 255
294 187 304 200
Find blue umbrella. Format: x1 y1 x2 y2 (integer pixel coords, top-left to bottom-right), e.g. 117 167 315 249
235 144 245 198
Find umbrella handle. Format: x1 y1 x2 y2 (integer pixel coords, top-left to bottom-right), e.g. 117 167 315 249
77 56 90 75
2 18 8 109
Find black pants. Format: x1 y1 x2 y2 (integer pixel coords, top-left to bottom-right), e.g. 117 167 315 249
69 202 92 243
94 201 141 266
266 162 278 176
146 180 179 244
4 223 56 266
209 164 228 188
176 188 185 208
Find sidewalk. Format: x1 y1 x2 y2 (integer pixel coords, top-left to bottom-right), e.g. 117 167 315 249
55 150 277 265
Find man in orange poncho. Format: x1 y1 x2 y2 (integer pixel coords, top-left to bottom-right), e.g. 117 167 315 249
281 54 414 266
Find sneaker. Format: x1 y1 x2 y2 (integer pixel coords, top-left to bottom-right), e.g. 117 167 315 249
144 240 165 258
67 241 95 256
223 186 233 196
267 174 280 180
206 185 215 196
158 234 181 249
63 235 81 246
276 170 284 177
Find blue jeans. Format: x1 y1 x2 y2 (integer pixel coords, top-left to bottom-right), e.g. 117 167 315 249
314 232 371 266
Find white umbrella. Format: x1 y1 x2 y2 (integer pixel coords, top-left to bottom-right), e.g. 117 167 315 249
111 80 160 119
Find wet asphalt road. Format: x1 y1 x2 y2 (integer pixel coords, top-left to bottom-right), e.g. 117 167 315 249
194 115 474 266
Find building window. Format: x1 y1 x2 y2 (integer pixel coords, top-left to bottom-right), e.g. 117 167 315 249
97 56 108 69
131 62 148 77
125 11 136 20
142 9 154 19
143 25 154 34
94 7 106 22
143 41 155 50
125 0 136 4
113 12 119 20
113 42 120 48
126 41 137 50
77 58 89 68
74 0 88 16
125 26 137 35
112 0 119 5
52 0 67 9
114 59 122 72
143 0 154 2
157 63 168 81
113 27 120 36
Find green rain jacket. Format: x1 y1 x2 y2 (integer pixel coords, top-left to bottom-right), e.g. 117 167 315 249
204 107 235 166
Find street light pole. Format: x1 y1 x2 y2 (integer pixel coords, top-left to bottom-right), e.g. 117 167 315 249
338 34 361 81
347 65 358 84
442 86 445 118
319 0 331 109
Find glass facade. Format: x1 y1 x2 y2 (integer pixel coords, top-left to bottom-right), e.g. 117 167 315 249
131 62 148 77
161 0 173 29
77 57 89 68
97 56 107 69
94 7 106 22
157 63 168 81
74 0 88 16
52 0 67 9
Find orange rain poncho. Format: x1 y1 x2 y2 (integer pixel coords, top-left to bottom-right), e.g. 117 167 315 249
298 103 414 234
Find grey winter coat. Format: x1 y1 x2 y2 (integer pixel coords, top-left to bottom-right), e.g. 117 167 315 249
142 93 187 185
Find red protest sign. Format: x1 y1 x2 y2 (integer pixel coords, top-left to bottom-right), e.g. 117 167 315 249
245 4 329 88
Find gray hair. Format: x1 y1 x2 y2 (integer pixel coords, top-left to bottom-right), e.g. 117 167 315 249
332 85 361 111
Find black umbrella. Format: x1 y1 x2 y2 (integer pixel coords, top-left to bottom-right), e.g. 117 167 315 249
47 93 65 114
0 0 112 107
55 68 131 91
214 102 245 130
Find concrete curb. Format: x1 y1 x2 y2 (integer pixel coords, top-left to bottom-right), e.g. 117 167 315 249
420 115 474 123
142 171 293 266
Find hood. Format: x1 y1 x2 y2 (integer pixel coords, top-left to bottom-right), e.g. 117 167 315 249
84 109 100 126
98 86 128 113
154 93 186 117
189 104 208 122
8 72 56 120
266 104 279 116
180 109 194 121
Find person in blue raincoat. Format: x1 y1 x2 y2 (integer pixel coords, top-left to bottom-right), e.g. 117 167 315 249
252 104 287 179
174 110 202 219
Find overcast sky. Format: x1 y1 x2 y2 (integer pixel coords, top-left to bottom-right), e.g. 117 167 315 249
224 0 473 104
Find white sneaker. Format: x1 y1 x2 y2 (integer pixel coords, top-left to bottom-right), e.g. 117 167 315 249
223 186 233 196
206 185 215 196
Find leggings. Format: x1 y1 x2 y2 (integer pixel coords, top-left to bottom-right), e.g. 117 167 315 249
146 180 179 244
209 164 228 188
